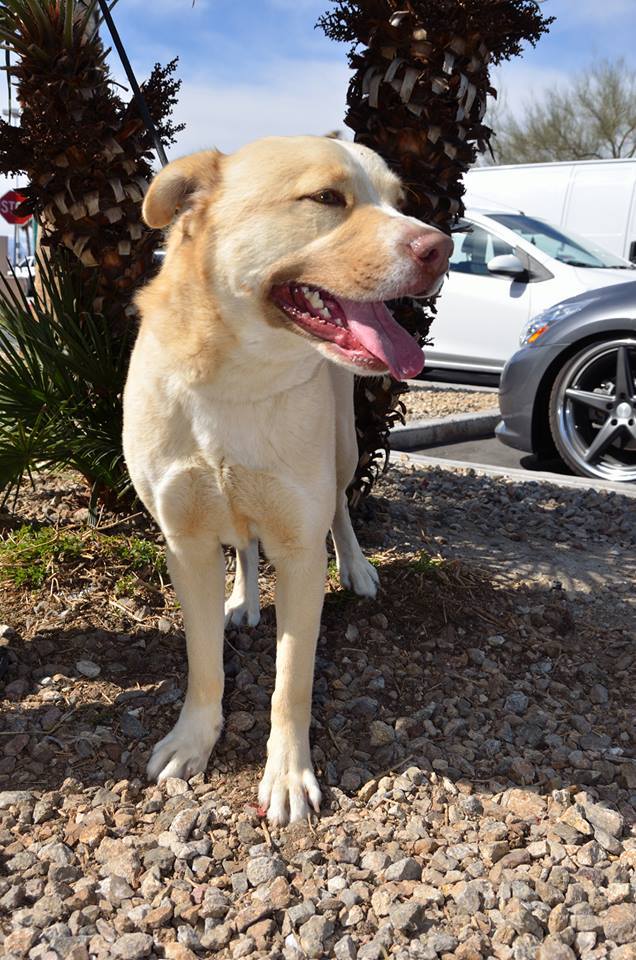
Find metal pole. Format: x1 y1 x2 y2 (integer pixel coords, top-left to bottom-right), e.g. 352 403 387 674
96 0 169 168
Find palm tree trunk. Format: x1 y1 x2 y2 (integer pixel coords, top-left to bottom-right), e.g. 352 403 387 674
319 0 554 502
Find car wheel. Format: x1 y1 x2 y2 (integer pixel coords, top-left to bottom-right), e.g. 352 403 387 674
549 338 636 482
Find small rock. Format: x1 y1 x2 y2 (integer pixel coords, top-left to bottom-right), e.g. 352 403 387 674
120 711 146 738
201 922 233 951
200 887 230 919
589 683 609 704
490 848 531 884
3 929 39 956
426 932 458 953
560 804 593 836
76 659 100 678
227 711 255 732
334 934 357 960
504 691 529 715
235 902 273 933
299 915 334 958
164 945 199 960
142 903 173 929
0 790 32 810
232 935 255 958
164 777 189 797
537 938 576 960
112 933 154 959
581 799 624 838
288 901 316 928
455 882 483 914
170 808 198 842
246 855 286 887
603 904 636 945
384 857 421 882
369 720 395 747
389 899 427 934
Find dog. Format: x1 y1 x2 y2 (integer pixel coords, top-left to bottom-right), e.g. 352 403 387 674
122 136 451 824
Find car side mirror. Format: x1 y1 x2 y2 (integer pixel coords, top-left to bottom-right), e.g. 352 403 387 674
487 254 527 278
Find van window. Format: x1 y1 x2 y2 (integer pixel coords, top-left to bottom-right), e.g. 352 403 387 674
449 224 514 276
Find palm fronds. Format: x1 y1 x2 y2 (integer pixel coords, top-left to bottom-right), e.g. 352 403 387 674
0 252 132 506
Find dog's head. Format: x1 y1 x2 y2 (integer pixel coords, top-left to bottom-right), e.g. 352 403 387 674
143 136 452 380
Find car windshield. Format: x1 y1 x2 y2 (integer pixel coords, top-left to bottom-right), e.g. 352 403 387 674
488 214 633 269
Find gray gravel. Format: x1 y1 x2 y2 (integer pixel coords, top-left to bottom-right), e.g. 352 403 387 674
0 461 634 959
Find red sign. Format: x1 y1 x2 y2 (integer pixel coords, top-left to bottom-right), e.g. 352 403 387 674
0 190 31 226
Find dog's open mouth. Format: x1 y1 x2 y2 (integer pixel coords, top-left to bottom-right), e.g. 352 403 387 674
270 282 425 380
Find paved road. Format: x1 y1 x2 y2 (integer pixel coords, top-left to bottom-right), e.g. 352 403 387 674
418 433 580 481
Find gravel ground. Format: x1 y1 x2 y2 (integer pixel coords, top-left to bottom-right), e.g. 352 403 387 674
0 464 634 960
402 386 498 422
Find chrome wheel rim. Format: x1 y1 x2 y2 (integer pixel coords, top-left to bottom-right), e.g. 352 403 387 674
555 339 636 482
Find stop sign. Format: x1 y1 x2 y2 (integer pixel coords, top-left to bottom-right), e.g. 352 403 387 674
0 190 31 225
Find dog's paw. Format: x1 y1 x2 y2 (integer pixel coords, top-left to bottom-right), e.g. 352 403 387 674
258 747 321 826
147 706 222 783
224 594 261 628
338 553 379 598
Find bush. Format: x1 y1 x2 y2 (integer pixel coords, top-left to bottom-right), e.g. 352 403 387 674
0 252 133 511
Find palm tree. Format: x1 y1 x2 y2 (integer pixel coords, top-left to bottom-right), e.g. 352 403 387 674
0 0 182 324
318 1 554 500
0 1 182 503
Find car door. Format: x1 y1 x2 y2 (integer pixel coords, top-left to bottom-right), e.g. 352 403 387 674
427 221 535 373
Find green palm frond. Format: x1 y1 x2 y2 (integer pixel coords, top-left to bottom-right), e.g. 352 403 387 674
0 251 132 504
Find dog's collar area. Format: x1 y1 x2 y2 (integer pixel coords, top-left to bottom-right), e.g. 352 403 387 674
270 281 425 380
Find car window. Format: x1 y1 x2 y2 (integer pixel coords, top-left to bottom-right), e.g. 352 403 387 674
449 224 514 276
489 214 633 269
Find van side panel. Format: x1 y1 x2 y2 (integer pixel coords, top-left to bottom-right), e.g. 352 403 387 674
465 164 572 222
563 161 636 258
626 174 636 262
465 159 636 261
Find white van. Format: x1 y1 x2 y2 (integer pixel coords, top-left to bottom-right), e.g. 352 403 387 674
463 159 636 262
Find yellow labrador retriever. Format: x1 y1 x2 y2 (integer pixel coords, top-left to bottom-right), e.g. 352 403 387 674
122 136 451 824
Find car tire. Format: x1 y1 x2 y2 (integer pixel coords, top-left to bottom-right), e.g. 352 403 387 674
549 337 636 483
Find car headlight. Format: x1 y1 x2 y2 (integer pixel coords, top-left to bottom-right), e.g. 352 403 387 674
519 298 596 347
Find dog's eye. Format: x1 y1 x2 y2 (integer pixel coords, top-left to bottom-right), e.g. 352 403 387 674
306 189 346 208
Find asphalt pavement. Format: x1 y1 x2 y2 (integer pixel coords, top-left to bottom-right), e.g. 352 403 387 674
422 433 572 477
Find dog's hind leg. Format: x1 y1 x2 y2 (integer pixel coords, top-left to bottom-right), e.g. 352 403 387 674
225 539 261 627
147 533 226 784
330 367 379 598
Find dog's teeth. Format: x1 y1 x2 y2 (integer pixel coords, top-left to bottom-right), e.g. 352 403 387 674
307 291 325 310
319 308 331 319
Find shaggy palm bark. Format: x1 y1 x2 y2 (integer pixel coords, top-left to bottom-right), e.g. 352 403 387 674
319 0 553 502
0 1 182 326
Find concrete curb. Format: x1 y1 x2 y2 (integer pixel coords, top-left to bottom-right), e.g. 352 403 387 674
390 449 636 498
391 408 500 450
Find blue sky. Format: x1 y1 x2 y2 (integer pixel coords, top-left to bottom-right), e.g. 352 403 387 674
2 0 635 246
107 0 636 158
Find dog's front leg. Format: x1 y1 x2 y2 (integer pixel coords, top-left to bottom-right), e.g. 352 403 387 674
258 545 326 825
147 538 225 783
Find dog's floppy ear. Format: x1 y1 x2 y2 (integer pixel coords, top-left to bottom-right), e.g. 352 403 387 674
142 150 223 229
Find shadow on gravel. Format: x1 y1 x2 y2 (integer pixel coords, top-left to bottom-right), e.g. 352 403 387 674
1 551 633 814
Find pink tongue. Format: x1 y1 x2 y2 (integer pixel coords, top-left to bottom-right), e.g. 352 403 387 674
340 299 425 380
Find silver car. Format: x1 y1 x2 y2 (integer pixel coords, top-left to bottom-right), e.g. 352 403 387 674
497 281 636 483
